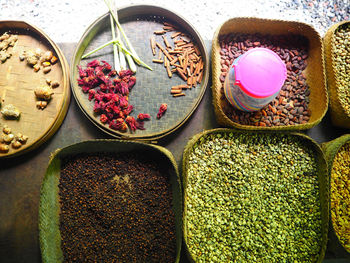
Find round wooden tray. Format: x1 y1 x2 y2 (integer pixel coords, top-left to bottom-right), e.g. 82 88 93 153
71 5 209 140
0 21 70 158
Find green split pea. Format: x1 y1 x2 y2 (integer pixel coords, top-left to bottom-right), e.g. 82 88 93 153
185 132 322 262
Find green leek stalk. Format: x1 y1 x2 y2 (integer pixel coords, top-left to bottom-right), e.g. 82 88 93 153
81 39 153 71
105 0 141 62
110 14 120 72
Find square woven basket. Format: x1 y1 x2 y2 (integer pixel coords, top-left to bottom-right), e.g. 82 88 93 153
324 21 350 129
211 17 328 130
182 129 329 262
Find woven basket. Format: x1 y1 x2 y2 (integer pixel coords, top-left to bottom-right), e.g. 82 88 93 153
71 5 209 141
322 134 350 254
38 140 182 263
182 129 329 262
211 18 328 130
0 21 70 158
324 21 350 128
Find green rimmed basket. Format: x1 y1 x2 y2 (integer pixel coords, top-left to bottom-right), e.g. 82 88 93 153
182 128 329 262
322 134 350 254
38 140 182 262
211 18 328 131
324 21 350 129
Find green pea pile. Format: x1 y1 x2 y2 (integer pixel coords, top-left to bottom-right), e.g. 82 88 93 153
185 132 322 262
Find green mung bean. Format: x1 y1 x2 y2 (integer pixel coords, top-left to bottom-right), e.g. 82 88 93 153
185 133 322 262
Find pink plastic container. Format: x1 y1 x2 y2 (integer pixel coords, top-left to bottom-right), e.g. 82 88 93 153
224 48 287 112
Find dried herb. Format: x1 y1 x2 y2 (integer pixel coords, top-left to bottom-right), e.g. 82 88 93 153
331 142 350 252
157 103 167 119
185 132 322 262
151 23 204 97
77 60 149 132
59 153 176 263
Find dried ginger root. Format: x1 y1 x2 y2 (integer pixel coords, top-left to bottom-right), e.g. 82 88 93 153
0 32 16 63
36 101 48 110
1 104 21 119
0 144 9 153
34 86 54 100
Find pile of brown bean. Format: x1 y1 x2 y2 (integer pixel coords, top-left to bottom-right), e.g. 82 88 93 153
59 153 176 263
219 34 311 127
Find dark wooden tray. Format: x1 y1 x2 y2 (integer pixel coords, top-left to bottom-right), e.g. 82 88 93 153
71 5 209 141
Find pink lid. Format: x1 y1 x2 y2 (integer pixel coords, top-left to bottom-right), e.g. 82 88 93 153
234 48 287 98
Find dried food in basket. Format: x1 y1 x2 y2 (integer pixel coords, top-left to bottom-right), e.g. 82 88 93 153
183 129 328 262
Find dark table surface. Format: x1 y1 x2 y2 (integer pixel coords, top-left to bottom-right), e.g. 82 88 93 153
1 41 350 263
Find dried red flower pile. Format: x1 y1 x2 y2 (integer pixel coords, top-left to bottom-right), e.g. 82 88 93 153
77 60 150 132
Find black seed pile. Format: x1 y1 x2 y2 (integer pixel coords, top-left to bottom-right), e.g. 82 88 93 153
58 153 176 263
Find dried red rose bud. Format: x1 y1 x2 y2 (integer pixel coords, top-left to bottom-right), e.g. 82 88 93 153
93 101 102 113
125 116 137 131
100 114 108 123
119 96 129 108
137 113 151 120
157 103 167 119
88 89 95 101
119 69 133 78
77 66 87 78
101 60 112 71
123 105 133 116
87 59 100 68
86 67 95 77
128 76 136 88
82 85 91 93
108 70 117 77
109 118 127 131
136 120 145 130
120 81 129 95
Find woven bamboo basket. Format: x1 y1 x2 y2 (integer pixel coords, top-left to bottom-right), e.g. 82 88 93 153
182 129 329 262
211 18 328 130
324 21 350 128
0 21 70 158
322 134 350 254
71 5 209 141
38 140 182 262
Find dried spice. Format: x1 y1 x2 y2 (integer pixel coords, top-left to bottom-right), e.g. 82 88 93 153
0 32 17 63
333 24 350 114
20 47 58 72
0 124 28 153
157 103 167 119
219 34 311 127
137 113 151 121
331 142 350 252
0 144 9 153
34 86 54 100
185 132 322 262
59 153 176 263
151 22 204 97
77 60 150 132
1 104 21 119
